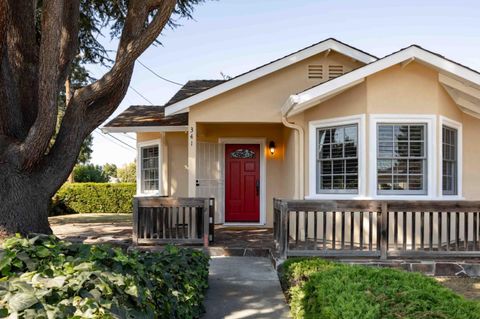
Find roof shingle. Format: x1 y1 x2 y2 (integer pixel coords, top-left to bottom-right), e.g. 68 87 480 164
104 80 224 128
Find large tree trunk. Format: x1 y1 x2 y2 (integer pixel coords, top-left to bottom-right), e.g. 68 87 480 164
0 166 52 236
0 0 178 237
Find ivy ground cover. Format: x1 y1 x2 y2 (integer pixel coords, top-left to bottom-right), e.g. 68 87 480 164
280 258 480 319
0 235 209 318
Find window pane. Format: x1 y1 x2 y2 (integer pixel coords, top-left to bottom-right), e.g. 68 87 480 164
377 123 427 195
442 126 458 195
316 124 358 193
141 145 159 192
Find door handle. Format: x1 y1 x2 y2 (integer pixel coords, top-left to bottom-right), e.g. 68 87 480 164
256 180 260 196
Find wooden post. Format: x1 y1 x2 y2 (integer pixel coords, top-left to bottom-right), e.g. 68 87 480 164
209 198 215 243
380 202 389 259
279 201 289 260
132 197 139 245
203 199 210 247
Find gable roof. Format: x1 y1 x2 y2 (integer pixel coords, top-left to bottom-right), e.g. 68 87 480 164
102 105 188 133
283 45 480 118
164 38 378 116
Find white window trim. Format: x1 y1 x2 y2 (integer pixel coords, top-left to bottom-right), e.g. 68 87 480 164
369 114 436 200
136 138 167 196
439 116 463 199
307 114 367 199
218 138 267 226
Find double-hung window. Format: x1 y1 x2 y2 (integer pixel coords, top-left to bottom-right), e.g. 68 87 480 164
316 124 359 193
442 125 458 195
139 144 160 193
377 123 427 195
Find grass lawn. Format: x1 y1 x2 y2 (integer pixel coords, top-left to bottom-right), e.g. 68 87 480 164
280 258 480 319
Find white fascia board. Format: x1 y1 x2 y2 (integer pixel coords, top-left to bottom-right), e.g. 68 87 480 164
286 46 480 115
101 126 188 133
165 39 377 116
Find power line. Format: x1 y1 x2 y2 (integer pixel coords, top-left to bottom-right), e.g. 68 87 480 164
122 133 136 141
105 132 136 150
129 86 154 105
94 129 136 151
137 60 184 86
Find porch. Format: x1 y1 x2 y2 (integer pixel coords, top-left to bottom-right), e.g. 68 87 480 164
273 198 480 260
132 196 480 261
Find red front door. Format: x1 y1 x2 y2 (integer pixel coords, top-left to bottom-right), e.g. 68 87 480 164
225 144 260 222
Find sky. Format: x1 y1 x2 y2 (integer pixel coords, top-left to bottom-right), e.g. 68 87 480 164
89 0 480 167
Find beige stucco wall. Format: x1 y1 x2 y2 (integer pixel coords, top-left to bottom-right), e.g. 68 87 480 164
137 131 189 197
462 113 480 200
189 51 364 123
301 61 478 198
196 123 286 226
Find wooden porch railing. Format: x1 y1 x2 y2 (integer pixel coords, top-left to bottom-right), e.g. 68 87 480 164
274 198 480 259
133 197 214 246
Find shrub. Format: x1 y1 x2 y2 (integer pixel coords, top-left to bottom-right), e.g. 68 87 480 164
73 164 109 183
51 183 136 215
0 235 209 318
117 162 136 183
280 258 480 319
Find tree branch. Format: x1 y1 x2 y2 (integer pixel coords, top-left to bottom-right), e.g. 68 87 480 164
0 1 38 141
57 0 80 88
19 0 65 169
39 0 177 192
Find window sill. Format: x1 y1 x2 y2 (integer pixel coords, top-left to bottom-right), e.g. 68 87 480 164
305 194 465 201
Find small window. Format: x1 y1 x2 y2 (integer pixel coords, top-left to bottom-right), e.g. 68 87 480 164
308 65 323 79
377 124 427 195
328 65 343 79
141 145 159 192
442 126 458 195
316 124 358 193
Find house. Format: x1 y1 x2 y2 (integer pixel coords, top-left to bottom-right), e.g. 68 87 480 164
103 38 480 235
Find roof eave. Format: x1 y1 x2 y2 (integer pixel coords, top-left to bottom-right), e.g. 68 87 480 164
101 125 188 133
286 46 480 116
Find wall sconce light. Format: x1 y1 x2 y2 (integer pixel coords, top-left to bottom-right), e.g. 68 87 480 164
269 141 276 155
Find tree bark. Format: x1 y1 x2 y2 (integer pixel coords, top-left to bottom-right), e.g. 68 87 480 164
0 165 52 236
0 0 177 236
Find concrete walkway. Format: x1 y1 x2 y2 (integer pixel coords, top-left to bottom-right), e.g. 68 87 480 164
202 257 290 319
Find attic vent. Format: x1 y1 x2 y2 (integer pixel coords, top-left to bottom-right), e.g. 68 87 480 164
328 65 344 79
308 65 323 79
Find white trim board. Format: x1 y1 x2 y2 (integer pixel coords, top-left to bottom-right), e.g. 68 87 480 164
102 126 187 133
308 114 367 199
368 114 437 200
439 116 463 199
218 138 267 226
165 39 377 116
136 138 168 196
285 46 480 117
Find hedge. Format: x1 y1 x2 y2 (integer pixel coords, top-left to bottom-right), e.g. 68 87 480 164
0 235 210 318
51 183 136 215
280 258 480 319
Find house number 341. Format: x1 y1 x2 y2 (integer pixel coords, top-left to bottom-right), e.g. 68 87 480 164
189 126 194 146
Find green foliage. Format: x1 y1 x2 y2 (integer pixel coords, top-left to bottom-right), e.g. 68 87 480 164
73 165 109 183
51 183 135 215
102 163 118 179
0 235 209 318
280 258 480 319
117 162 136 183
